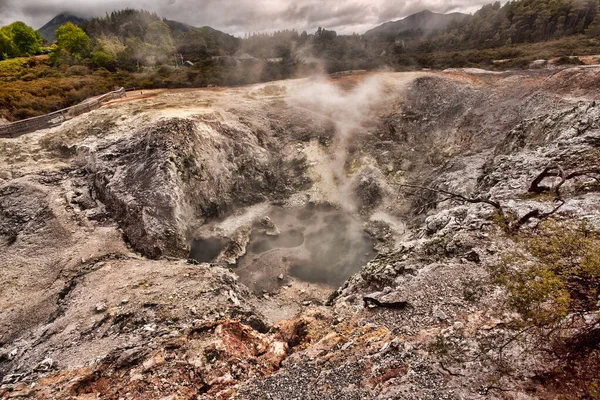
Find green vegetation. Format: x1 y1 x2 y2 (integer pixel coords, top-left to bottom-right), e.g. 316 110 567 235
493 220 600 397
419 0 599 50
587 10 600 35
498 221 600 326
90 50 114 68
56 23 90 58
392 34 600 70
0 21 43 60
493 220 600 394
0 56 113 120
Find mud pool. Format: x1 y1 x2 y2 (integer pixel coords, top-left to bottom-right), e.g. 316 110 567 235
190 205 376 294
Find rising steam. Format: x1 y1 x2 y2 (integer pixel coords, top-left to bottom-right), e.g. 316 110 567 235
286 74 393 211
191 73 396 290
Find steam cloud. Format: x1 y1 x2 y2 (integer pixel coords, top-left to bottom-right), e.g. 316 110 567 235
286 73 393 211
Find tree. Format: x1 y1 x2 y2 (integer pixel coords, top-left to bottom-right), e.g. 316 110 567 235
144 21 174 65
586 12 600 37
144 20 173 49
177 29 209 60
55 22 91 60
116 37 146 70
91 50 115 68
9 22 42 56
0 29 16 59
0 21 42 58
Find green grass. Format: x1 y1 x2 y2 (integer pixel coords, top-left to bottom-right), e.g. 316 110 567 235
0 57 29 78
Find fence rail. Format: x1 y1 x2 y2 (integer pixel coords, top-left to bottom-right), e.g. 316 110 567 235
0 87 126 139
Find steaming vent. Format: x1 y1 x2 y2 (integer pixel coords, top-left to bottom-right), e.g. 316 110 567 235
188 76 394 296
189 204 376 294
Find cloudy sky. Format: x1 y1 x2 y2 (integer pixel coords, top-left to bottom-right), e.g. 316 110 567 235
0 0 494 36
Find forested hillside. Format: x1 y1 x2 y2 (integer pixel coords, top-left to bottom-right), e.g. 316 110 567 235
365 10 470 37
421 0 599 50
366 0 600 68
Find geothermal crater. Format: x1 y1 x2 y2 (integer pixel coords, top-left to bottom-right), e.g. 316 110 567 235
2 67 600 399
176 74 406 299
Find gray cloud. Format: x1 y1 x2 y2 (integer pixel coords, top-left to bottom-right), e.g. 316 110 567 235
0 0 495 36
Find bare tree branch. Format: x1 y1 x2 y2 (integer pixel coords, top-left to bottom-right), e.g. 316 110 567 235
514 199 566 230
402 164 598 232
400 184 503 210
528 165 565 196
530 166 600 197
557 168 600 195
417 196 452 214
565 168 600 180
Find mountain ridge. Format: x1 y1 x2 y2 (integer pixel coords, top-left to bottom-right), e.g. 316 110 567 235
37 11 236 44
37 9 473 43
38 12 87 43
365 9 471 36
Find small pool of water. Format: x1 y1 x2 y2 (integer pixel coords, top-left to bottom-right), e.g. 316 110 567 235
189 237 227 263
236 205 376 293
188 205 377 294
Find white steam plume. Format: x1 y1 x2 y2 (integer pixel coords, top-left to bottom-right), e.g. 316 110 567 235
286 73 393 211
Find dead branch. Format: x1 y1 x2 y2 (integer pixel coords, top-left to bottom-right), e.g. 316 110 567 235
520 165 600 227
400 184 503 211
513 199 566 230
402 164 598 232
557 168 600 194
529 166 600 198
565 168 600 179
400 183 510 229
529 165 565 195
417 196 452 214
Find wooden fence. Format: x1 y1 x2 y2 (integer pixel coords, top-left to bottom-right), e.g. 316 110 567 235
0 87 126 139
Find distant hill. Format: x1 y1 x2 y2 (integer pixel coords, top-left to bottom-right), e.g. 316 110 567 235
38 11 237 53
163 20 240 53
200 26 240 52
365 10 470 37
38 12 87 43
164 19 195 35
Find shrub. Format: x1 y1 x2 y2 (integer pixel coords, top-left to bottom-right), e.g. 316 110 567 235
93 67 111 78
66 65 90 76
91 51 114 68
13 107 42 119
498 221 600 325
494 220 600 397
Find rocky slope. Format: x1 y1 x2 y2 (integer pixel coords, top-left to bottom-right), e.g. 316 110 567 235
0 67 599 399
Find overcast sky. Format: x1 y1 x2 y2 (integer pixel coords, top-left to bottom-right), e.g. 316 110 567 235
0 0 494 36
